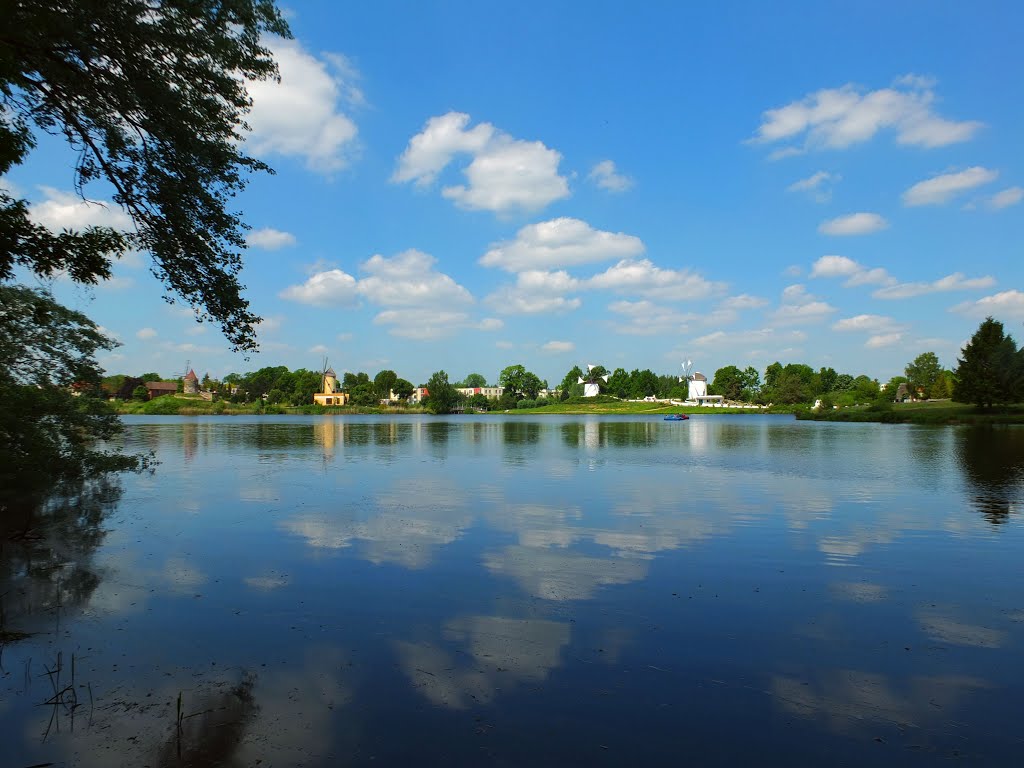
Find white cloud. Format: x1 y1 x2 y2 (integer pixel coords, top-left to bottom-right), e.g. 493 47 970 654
393 112 569 214
282 249 480 338
752 77 982 152
832 314 901 333
720 294 769 310
514 269 582 294
818 212 888 236
246 227 297 250
874 272 996 299
769 284 836 325
96 325 121 341
810 254 858 278
787 170 840 202
0 176 22 196
607 299 699 336
865 333 902 348
902 167 998 206
770 301 836 325
136 327 157 340
541 340 575 353
358 249 472 307
257 315 284 333
587 160 633 192
184 325 207 337
693 328 808 347
989 186 1023 210
280 268 359 307
769 147 805 161
492 294 582 315
478 318 503 331
587 258 723 301
391 112 492 186
479 218 644 272
810 255 894 287
373 308 473 340
846 267 895 287
29 186 133 232
781 283 815 304
246 38 360 173
951 289 1024 320
485 270 583 315
309 344 330 355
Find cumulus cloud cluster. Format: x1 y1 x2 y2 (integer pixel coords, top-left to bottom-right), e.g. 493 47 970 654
810 255 894 287
902 167 998 206
753 76 982 154
988 186 1023 210
787 170 840 202
480 218 643 272
281 249 499 339
818 212 888 236
769 284 836 326
952 289 1024 319
246 38 361 172
587 160 633 192
477 217 723 317
831 314 907 349
392 112 570 213
246 227 297 250
873 272 995 300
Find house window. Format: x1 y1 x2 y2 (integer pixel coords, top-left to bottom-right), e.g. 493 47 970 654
326 398 333 405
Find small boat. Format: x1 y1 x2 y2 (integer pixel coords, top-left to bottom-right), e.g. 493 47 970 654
663 413 689 421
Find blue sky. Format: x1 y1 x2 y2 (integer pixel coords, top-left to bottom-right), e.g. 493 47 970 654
6 1 1022 386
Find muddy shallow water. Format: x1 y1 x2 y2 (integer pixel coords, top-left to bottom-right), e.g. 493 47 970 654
2 415 1023 766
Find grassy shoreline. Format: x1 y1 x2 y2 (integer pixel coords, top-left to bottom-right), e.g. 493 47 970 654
798 400 1024 425
112 394 783 417
112 395 1024 424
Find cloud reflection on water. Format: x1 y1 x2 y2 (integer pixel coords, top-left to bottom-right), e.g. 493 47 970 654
484 545 647 601
396 615 571 709
279 477 470 568
772 670 991 736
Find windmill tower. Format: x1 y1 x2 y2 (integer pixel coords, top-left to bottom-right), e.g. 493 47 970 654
680 359 707 401
578 364 609 398
320 358 337 395
313 358 348 406
182 359 199 394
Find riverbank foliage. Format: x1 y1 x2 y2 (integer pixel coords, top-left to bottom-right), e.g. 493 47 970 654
0 287 145 504
798 401 1024 425
953 317 1024 408
1 2 290 498
112 395 426 416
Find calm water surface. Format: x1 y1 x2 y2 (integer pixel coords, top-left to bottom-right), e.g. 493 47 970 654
2 415 1023 766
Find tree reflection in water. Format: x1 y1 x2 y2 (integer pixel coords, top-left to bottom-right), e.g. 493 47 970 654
155 674 259 768
1 479 121 641
955 427 1024 524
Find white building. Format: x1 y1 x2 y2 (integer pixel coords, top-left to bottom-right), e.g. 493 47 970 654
688 372 708 401
455 386 505 399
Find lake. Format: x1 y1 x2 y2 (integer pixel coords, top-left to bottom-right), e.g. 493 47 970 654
2 415 1023 766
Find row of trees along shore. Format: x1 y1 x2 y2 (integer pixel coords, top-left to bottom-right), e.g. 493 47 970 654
97 318 1024 414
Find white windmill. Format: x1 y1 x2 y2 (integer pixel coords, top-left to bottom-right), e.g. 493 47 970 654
578 364 609 398
680 359 707 402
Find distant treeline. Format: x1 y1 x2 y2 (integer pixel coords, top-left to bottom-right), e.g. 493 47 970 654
99 316 1024 413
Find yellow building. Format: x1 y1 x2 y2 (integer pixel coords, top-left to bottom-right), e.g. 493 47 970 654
313 367 350 406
